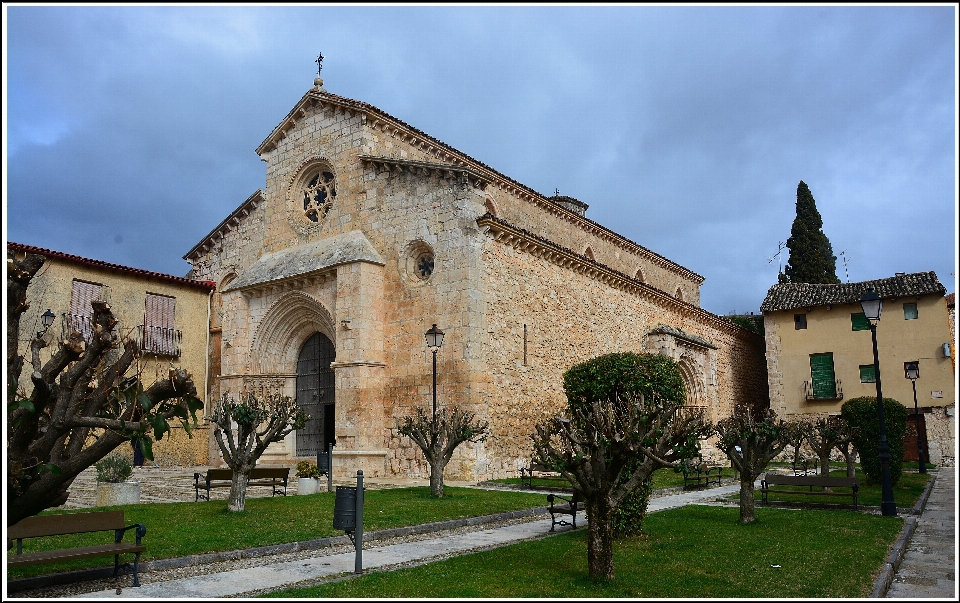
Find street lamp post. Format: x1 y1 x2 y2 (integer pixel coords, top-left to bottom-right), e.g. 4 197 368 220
859 288 897 517
424 324 445 423
37 309 55 338
904 361 926 474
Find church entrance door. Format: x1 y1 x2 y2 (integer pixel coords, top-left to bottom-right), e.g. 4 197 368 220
295 332 336 456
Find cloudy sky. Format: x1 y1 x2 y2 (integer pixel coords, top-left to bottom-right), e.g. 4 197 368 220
4 4 957 316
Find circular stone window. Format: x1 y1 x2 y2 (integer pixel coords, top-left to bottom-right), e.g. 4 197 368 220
302 170 336 222
400 241 436 286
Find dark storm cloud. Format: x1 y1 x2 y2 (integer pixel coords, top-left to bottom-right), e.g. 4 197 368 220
4 4 956 314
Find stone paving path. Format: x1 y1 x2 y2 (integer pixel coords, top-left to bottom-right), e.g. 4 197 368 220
884 468 956 599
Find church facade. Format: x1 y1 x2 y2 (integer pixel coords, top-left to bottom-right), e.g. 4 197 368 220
184 75 768 480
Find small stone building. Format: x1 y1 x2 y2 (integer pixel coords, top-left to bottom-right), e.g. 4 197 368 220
8 241 216 466
761 272 955 466
183 75 769 479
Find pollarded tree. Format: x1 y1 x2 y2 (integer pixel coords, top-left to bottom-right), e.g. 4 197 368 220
7 251 204 526
782 181 841 284
209 392 308 512
804 415 848 477
396 405 489 498
715 409 800 524
531 352 709 581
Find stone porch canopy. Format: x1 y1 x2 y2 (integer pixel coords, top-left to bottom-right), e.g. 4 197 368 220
223 230 385 293
760 271 946 313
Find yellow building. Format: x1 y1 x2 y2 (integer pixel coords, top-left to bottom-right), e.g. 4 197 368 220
8 242 217 466
761 272 955 466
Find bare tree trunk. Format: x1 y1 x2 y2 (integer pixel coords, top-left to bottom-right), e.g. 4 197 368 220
739 474 757 524
228 470 250 512
818 451 832 477
586 498 615 581
429 457 445 498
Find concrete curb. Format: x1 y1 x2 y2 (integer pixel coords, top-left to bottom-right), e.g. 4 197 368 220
6 506 552 593
868 472 938 598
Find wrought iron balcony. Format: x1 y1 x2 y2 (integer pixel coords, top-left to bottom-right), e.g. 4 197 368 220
803 379 843 401
62 313 95 344
137 325 182 358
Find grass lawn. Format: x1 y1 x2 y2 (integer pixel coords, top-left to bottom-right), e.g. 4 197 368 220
6 487 546 580
264 504 905 598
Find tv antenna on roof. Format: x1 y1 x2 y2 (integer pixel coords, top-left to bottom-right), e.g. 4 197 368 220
768 241 786 274
839 250 850 283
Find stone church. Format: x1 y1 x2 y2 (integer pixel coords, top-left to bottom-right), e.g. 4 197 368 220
183 74 768 480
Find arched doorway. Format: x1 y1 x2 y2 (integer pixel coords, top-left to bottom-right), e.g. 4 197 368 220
295 332 336 455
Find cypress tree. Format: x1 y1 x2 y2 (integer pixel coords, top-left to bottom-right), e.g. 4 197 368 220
782 181 840 284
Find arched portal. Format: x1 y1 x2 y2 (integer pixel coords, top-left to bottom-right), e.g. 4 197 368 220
295 332 336 455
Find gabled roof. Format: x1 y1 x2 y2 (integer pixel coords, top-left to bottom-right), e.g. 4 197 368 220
8 242 216 290
760 272 946 313
255 87 704 285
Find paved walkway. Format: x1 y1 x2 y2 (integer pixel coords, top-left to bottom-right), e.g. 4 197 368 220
884 468 956 599
16 467 957 599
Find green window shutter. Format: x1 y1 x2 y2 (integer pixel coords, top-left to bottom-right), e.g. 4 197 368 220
810 353 837 399
903 303 918 320
851 313 870 331
859 364 876 383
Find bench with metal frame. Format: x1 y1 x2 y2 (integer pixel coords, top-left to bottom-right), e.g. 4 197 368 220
760 474 859 510
7 510 146 587
194 466 290 502
519 463 569 489
791 459 820 476
681 462 723 490
546 492 581 532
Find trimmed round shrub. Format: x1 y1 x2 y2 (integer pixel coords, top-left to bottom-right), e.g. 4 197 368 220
840 396 908 486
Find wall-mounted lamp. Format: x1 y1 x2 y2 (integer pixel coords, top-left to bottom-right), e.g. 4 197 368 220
37 309 55 338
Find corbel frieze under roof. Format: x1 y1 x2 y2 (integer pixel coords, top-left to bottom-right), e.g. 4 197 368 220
358 155 490 190
647 325 718 350
477 213 745 337
184 190 265 261
223 230 384 297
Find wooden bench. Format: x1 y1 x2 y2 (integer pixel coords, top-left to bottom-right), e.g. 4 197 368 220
194 467 290 502
520 463 569 489
761 474 859 510
792 459 819 476
7 510 146 587
546 492 581 532
682 463 723 490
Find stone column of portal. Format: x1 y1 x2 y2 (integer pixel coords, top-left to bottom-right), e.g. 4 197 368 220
330 260 387 477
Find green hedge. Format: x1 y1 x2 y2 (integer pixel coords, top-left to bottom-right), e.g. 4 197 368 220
841 396 908 486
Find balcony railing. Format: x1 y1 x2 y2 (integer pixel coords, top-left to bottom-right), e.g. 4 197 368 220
803 379 843 401
137 325 182 358
62 313 95 344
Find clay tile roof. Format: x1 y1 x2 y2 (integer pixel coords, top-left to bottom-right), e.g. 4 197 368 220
760 271 946 313
7 242 217 290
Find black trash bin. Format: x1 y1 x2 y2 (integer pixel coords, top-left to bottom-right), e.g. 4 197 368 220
333 486 357 531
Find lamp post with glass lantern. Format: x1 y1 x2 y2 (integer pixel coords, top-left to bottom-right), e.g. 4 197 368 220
904 361 926 474
424 324 445 423
859 288 897 516
37 309 55 338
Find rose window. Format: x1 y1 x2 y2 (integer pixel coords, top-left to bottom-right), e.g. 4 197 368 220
302 171 336 222
416 252 435 279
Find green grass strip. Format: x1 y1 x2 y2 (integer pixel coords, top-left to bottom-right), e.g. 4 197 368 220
6 487 546 580
266 505 904 598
